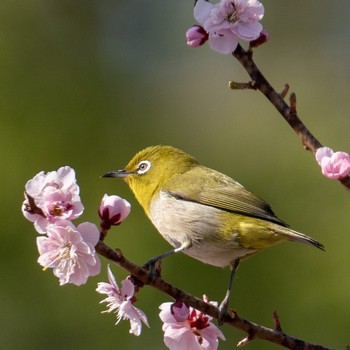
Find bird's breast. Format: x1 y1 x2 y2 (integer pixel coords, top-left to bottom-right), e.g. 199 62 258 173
149 191 256 267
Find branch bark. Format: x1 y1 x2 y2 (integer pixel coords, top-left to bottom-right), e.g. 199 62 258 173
96 240 336 350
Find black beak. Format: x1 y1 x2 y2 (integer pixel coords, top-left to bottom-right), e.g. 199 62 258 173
101 169 132 178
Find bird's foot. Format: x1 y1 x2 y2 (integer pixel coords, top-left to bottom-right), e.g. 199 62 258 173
218 296 229 325
142 257 162 284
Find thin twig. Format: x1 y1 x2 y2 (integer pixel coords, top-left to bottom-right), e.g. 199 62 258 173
280 84 290 99
273 310 283 332
231 43 350 190
228 80 257 90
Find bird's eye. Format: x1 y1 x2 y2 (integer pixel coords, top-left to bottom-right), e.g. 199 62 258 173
137 160 151 175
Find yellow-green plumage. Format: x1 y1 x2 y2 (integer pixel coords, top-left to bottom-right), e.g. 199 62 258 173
104 145 323 269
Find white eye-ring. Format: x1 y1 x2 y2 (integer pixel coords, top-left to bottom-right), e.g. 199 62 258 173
137 160 151 175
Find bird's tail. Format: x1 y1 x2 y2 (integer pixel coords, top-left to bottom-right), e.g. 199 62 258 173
273 226 325 251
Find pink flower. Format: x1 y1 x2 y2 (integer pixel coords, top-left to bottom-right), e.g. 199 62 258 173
186 25 209 48
159 300 225 350
315 147 350 179
22 166 84 233
193 0 264 54
96 266 149 336
37 220 101 286
98 194 131 230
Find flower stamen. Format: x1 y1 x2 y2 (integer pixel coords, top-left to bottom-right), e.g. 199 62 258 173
227 2 238 23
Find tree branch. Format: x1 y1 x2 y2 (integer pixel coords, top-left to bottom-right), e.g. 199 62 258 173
231 43 350 190
96 240 336 350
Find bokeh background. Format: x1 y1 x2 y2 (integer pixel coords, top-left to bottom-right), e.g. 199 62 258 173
2 1 350 349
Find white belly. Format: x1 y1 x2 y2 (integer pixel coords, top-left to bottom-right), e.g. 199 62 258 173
149 191 256 267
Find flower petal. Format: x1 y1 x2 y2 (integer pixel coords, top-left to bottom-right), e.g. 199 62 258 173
233 21 263 40
77 222 100 246
208 29 239 54
194 0 214 24
315 147 333 165
121 279 135 299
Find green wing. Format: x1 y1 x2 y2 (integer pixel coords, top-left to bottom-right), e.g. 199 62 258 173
163 165 287 226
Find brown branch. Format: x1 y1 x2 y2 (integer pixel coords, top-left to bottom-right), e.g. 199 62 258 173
96 241 336 350
231 43 350 190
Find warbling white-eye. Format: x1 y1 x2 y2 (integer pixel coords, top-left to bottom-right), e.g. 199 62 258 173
103 145 324 317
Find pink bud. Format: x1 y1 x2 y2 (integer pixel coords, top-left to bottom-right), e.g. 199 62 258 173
170 301 190 322
186 25 208 48
98 194 131 230
250 29 269 48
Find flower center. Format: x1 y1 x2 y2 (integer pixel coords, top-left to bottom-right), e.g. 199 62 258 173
227 2 238 23
42 241 73 272
55 242 78 279
188 309 210 335
58 243 72 259
227 11 238 23
49 201 73 216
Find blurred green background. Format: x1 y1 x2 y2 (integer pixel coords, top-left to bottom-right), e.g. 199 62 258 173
2 1 350 349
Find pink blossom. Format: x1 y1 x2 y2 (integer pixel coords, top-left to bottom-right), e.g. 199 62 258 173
193 0 264 54
159 300 225 350
315 147 350 179
37 220 101 286
22 166 84 233
98 194 131 230
96 266 149 336
186 25 209 48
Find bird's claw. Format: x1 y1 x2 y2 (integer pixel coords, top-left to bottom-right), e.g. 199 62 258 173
218 298 229 325
142 258 162 283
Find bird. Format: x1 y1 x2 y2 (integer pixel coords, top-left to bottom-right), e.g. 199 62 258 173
102 145 324 317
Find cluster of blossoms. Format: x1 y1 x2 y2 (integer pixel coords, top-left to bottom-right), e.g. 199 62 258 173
22 166 101 285
186 0 265 54
22 166 131 285
22 166 223 348
315 147 350 180
22 166 149 334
